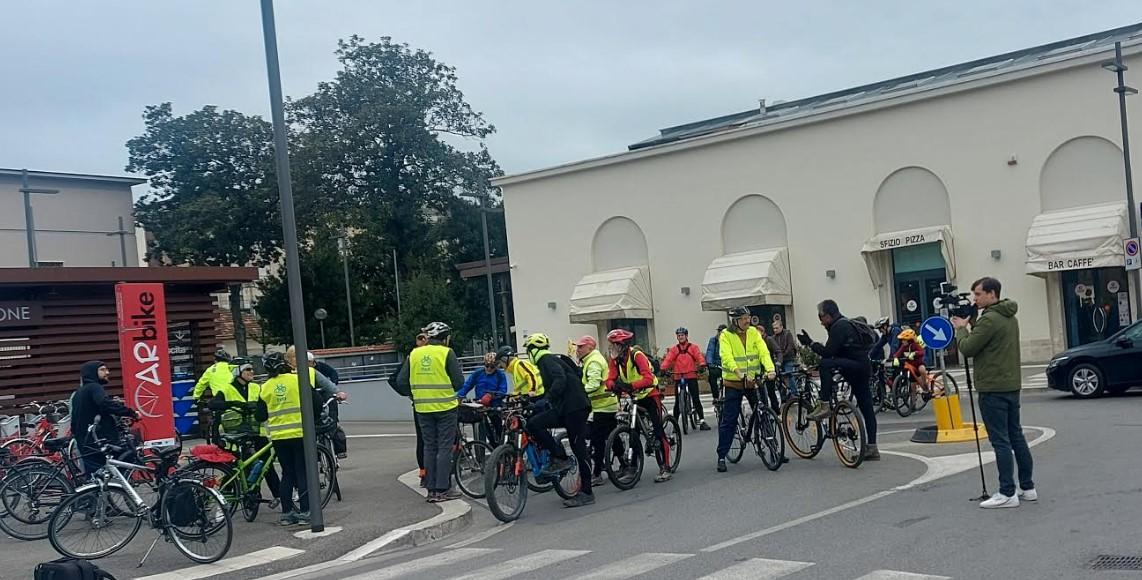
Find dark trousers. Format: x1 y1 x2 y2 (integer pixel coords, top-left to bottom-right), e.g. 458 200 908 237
273 438 308 514
589 412 619 477
636 396 670 470
717 386 759 458
672 377 706 421
707 368 723 400
979 392 1034 497
413 410 424 470
417 409 458 493
819 357 877 445
527 407 593 496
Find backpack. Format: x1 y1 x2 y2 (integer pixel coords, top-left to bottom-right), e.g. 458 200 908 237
552 354 585 391
848 318 878 350
632 347 661 375
34 558 117 580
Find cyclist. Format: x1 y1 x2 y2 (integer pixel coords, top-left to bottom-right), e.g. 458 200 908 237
662 327 710 431
255 352 317 525
521 333 594 508
212 361 282 507
716 307 777 473
574 335 617 487
310 353 348 459
496 345 547 411
705 324 726 402
458 352 509 444
71 360 138 477
797 299 879 460
868 317 903 361
193 348 236 400
605 328 673 483
892 328 942 397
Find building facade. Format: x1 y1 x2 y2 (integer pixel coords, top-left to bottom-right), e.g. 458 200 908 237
494 24 1142 362
0 168 145 267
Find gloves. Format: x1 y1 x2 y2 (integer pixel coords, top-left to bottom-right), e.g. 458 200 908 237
479 393 495 407
764 371 777 381
892 358 900 367
906 352 917 361
797 330 813 347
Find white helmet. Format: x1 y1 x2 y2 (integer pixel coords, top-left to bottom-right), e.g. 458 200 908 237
421 321 451 339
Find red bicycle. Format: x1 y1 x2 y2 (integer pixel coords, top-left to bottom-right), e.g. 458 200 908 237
1 401 70 464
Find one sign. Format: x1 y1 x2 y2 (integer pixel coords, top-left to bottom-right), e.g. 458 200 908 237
115 283 177 448
0 302 42 327
1108 280 1121 293
920 315 954 351
1119 292 1132 327
905 299 918 313
1125 238 1141 271
1046 257 1099 271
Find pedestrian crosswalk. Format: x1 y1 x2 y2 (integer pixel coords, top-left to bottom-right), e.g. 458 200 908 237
337 547 954 580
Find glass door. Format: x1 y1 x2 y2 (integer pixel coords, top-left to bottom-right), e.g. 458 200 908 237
1062 268 1130 347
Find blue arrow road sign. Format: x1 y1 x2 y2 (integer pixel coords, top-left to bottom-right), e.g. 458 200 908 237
920 315 954 351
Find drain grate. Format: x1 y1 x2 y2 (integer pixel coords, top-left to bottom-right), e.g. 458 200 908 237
1089 555 1142 571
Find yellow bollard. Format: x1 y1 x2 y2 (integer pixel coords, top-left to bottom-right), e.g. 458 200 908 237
911 392 988 443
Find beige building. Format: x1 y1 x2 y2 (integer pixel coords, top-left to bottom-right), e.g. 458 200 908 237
0 168 145 267
494 24 1142 362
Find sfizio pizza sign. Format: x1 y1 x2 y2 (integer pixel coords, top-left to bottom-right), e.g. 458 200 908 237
115 283 177 448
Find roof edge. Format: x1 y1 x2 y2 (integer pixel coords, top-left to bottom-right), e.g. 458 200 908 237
0 168 147 186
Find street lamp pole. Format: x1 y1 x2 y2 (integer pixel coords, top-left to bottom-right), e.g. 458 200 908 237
19 169 59 268
337 232 355 346
259 0 323 531
480 197 499 348
1105 41 1142 321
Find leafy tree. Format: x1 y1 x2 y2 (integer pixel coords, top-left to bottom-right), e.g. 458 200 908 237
389 271 466 354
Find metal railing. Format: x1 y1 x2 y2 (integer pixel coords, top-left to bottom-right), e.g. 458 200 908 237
332 354 497 384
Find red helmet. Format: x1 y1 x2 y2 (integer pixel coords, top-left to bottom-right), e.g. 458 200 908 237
607 328 635 345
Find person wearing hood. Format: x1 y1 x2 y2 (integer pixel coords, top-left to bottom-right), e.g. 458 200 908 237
953 276 1036 509
71 361 137 476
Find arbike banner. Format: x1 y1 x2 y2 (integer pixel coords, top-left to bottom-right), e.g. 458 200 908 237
115 283 177 448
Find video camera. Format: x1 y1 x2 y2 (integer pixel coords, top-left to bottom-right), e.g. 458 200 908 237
933 282 975 319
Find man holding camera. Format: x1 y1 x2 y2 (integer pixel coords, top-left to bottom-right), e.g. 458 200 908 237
952 277 1036 509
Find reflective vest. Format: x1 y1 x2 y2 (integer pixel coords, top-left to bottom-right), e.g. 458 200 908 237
719 327 775 383
581 349 616 413
507 358 545 398
193 362 234 399
618 349 658 400
409 344 460 414
213 380 267 435
259 374 304 441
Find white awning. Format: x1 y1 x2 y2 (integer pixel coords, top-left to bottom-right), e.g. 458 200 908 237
700 247 793 310
568 266 653 323
860 224 956 286
1025 202 1128 275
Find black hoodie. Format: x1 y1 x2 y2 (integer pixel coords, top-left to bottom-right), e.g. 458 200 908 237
71 360 135 448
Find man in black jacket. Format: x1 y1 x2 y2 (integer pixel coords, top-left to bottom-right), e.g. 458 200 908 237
521 333 594 508
71 360 137 475
798 300 879 459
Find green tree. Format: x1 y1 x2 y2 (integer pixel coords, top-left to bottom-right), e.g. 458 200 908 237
389 272 466 354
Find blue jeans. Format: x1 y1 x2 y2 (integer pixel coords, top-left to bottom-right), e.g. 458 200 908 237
782 361 798 395
979 392 1034 497
716 387 759 459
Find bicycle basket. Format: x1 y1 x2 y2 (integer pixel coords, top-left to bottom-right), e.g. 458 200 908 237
0 415 18 439
190 444 236 464
457 403 484 425
164 484 198 527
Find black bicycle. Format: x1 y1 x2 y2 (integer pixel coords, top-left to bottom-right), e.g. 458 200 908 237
780 365 867 469
671 376 702 434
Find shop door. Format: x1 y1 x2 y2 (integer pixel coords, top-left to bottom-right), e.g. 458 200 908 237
893 269 945 327
1062 268 1131 347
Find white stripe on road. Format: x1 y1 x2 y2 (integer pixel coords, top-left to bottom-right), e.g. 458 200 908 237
450 549 590 580
346 433 417 438
575 552 692 580
342 548 499 580
698 558 813 579
446 522 514 549
134 547 305 580
854 571 950 580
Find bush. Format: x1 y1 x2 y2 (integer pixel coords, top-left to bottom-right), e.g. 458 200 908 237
797 346 820 368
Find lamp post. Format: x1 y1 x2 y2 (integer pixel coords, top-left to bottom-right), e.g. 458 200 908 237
19 169 59 267
315 308 328 349
1103 41 1142 321
461 192 504 348
335 231 356 347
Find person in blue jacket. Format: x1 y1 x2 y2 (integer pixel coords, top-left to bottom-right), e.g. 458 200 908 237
458 352 509 444
869 317 903 361
705 324 726 402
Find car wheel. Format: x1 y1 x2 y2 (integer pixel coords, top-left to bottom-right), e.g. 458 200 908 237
1069 363 1104 399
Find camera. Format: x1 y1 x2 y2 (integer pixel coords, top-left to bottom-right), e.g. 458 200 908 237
933 282 975 319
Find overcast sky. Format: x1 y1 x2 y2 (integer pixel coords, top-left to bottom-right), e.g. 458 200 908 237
2 1 1140 184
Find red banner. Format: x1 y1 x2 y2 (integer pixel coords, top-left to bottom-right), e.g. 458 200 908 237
115 283 177 448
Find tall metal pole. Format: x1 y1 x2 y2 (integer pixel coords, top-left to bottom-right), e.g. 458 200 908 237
339 233 355 346
259 0 323 531
1113 42 1142 321
22 169 37 268
393 247 402 319
480 200 499 348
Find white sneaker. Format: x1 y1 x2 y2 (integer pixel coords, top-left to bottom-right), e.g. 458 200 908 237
1018 488 1038 502
979 492 1020 509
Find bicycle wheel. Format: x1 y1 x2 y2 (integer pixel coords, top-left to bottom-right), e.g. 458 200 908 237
241 489 261 523
781 399 823 459
1 438 36 462
316 444 337 508
553 434 581 500
484 444 527 523
832 401 867 469
454 440 492 499
524 445 554 494
163 479 233 563
661 415 682 473
603 426 643 491
892 374 915 418
178 460 242 516
0 464 73 540
49 484 142 559
931 371 958 398
727 410 746 464
753 407 785 471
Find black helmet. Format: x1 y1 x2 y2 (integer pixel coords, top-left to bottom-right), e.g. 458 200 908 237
675 327 689 335
263 352 289 375
214 348 233 363
495 346 516 363
728 306 750 318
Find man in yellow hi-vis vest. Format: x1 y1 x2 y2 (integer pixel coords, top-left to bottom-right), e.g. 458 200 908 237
256 352 312 526
394 321 465 503
716 306 777 473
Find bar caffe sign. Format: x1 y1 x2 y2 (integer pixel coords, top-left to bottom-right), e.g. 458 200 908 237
0 303 43 327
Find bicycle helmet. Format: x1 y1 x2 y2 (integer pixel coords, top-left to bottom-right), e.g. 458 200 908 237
483 352 498 366
897 328 917 341
607 328 635 345
874 316 890 329
214 348 233 363
421 321 451 339
495 345 516 363
522 333 550 351
675 327 689 335
263 352 289 375
727 306 750 318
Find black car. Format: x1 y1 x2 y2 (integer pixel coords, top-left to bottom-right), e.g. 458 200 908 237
1047 321 1142 398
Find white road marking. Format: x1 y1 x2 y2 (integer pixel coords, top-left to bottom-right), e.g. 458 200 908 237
341 548 499 580
345 433 416 438
294 525 343 539
854 571 950 580
450 549 590 580
575 552 692 580
446 522 514 549
697 557 813 579
134 547 305 580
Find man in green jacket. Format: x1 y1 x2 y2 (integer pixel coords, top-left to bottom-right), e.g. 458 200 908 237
953 277 1036 509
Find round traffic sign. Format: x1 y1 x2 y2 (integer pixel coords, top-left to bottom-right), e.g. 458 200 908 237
1127 239 1139 256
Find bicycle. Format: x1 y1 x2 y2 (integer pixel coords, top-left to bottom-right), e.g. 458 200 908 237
453 402 495 499
0 436 83 541
48 425 233 564
869 359 903 413
603 388 682 490
1 400 71 462
483 396 581 523
315 398 344 503
670 376 702 434
780 365 867 468
891 361 959 417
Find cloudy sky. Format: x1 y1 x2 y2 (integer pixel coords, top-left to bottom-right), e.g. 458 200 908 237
2 1 1140 183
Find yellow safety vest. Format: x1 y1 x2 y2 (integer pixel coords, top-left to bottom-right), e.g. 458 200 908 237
719 327 776 381
507 358 545 398
410 344 460 414
618 349 658 400
259 374 304 441
581 349 617 413
213 380 267 436
193 362 234 399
